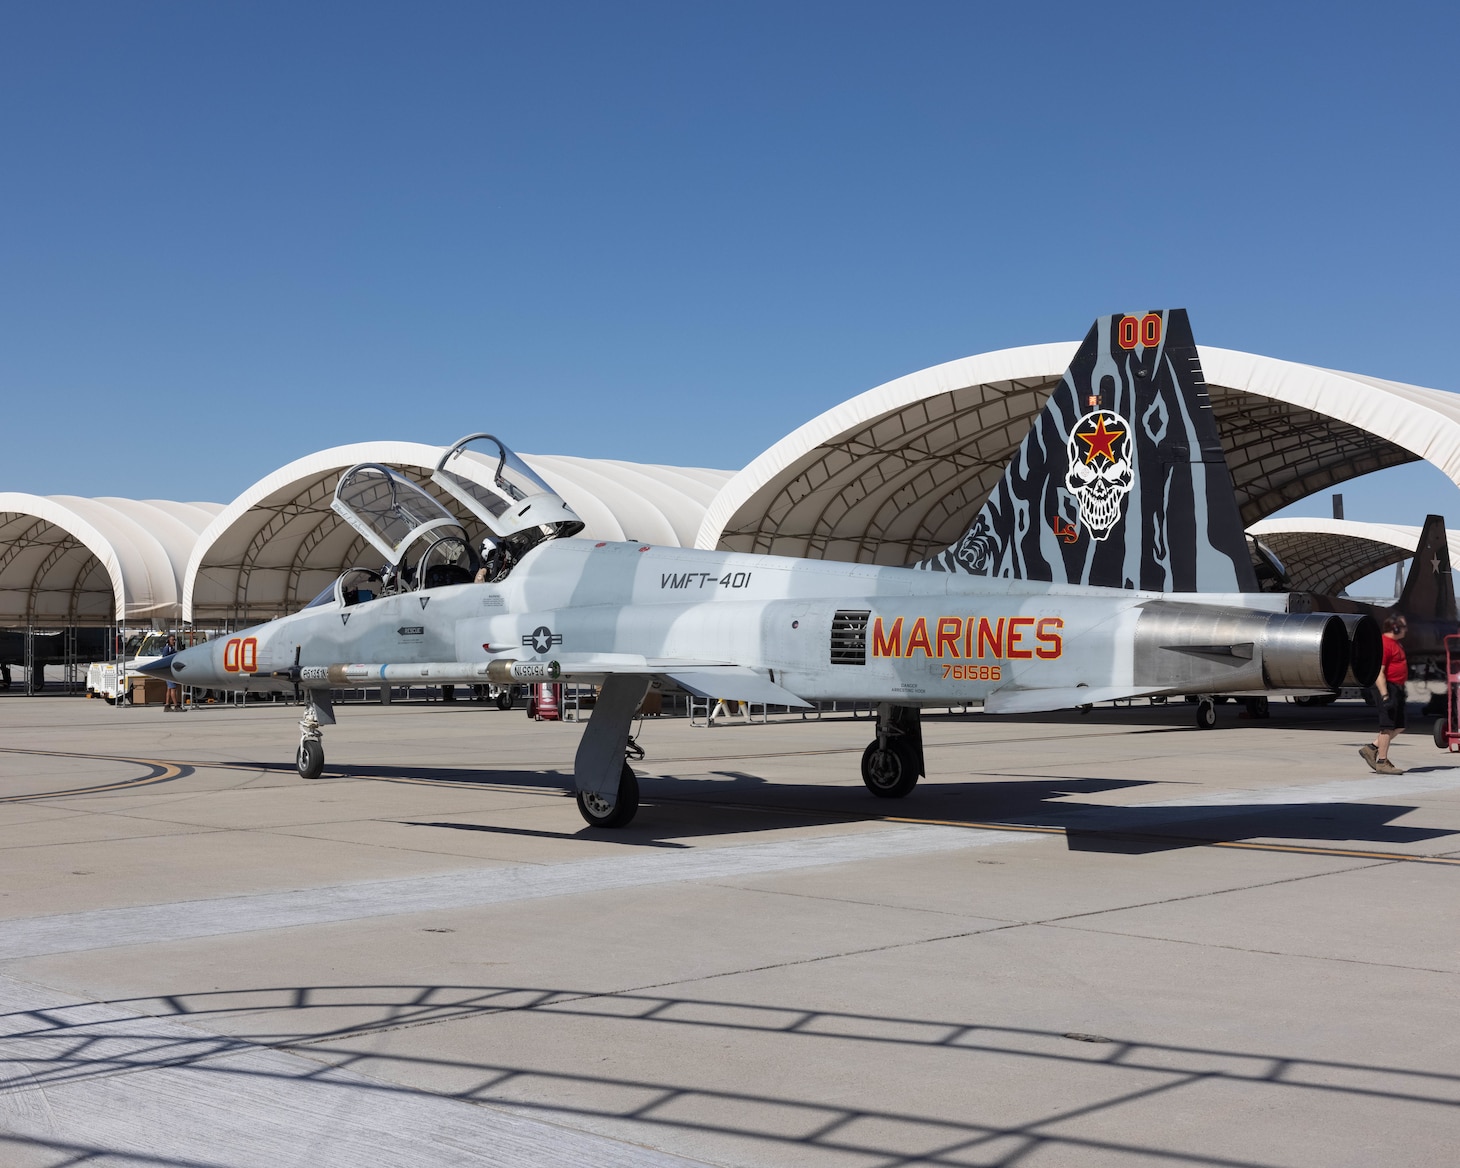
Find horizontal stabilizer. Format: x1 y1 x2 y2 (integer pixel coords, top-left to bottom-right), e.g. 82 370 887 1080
659 667 813 709
984 685 1164 715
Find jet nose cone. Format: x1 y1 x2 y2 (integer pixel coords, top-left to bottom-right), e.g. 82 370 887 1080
135 655 176 677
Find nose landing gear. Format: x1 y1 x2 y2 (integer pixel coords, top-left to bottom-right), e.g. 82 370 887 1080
295 692 335 779
297 734 324 780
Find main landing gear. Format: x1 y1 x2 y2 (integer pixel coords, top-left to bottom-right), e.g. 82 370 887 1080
295 692 336 780
577 760 639 828
1191 694 1268 729
573 675 651 829
860 703 924 798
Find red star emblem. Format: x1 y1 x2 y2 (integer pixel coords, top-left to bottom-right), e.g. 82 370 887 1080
1076 415 1125 465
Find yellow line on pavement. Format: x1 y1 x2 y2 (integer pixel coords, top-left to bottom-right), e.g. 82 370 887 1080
0 747 187 802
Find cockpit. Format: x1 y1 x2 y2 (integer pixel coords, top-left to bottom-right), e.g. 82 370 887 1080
314 435 584 609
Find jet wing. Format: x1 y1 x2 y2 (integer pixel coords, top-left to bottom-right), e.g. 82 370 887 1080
551 655 812 708
983 685 1166 714
655 667 813 709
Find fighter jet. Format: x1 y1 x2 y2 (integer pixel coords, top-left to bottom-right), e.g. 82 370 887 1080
144 311 1379 828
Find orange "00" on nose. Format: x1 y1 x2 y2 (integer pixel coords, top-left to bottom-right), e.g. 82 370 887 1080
222 637 259 673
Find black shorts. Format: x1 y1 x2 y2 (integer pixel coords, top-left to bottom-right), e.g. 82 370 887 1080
1377 683 1407 731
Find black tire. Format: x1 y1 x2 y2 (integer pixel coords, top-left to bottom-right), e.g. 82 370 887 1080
1435 719 1450 750
297 738 325 780
1244 696 1270 719
1195 700 1217 730
861 738 919 798
576 762 639 828
495 688 514 711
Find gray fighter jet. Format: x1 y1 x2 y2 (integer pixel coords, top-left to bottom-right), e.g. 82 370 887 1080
145 311 1379 828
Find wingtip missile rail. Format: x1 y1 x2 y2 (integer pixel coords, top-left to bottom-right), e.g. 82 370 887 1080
295 659 560 688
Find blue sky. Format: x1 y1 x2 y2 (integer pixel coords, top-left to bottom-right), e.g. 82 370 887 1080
3 1 1457 567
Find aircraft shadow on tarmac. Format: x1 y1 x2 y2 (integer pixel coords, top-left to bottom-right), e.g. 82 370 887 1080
1053 800 1454 855
239 756 1460 854
4 981 1458 1168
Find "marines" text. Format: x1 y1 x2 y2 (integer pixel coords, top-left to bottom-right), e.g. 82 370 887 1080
871 615 1063 660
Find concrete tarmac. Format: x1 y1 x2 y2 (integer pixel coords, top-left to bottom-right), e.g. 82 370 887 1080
0 693 1457 1167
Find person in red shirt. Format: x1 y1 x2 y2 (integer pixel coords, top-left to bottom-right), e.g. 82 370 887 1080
1360 616 1408 775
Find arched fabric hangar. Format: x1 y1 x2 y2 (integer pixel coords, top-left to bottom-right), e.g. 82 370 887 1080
0 494 221 627
1247 517 1460 596
184 442 733 625
697 343 1460 566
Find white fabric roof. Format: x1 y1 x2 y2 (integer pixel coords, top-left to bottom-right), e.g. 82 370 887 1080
0 495 222 626
184 442 732 623
7 342 1458 626
697 343 1460 564
1248 517 1460 595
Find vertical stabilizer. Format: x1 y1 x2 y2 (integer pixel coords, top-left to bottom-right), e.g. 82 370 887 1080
920 310 1256 593
1396 515 1456 623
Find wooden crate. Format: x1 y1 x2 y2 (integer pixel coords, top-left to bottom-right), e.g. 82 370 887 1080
130 677 168 705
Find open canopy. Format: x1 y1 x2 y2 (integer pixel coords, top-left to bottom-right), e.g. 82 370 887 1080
331 463 464 565
432 433 585 542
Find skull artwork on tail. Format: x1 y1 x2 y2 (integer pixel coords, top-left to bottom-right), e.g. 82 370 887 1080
1064 410 1134 541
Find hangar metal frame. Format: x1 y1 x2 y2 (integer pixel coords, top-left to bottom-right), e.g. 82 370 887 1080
1247 517 1460 596
4 340 1457 635
698 343 1458 566
0 496 221 628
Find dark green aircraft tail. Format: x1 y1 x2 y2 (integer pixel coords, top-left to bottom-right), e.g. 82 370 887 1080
1396 515 1455 623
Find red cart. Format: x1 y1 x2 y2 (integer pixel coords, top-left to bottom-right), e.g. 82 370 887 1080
1435 634 1460 752
527 681 563 722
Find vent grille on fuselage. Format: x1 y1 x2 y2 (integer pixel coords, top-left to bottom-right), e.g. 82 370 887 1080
830 609 870 665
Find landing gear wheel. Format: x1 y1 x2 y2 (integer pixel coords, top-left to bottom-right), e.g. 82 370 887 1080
1195 699 1217 730
1435 719 1450 750
1244 696 1270 719
861 739 919 798
297 738 324 780
495 687 514 711
576 762 639 828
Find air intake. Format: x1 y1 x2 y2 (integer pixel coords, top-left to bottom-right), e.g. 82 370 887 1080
830 609 870 665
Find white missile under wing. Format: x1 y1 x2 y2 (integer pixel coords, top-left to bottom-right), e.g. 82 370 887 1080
145 313 1380 829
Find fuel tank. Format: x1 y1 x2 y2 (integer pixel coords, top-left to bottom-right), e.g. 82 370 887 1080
1134 602 1351 693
